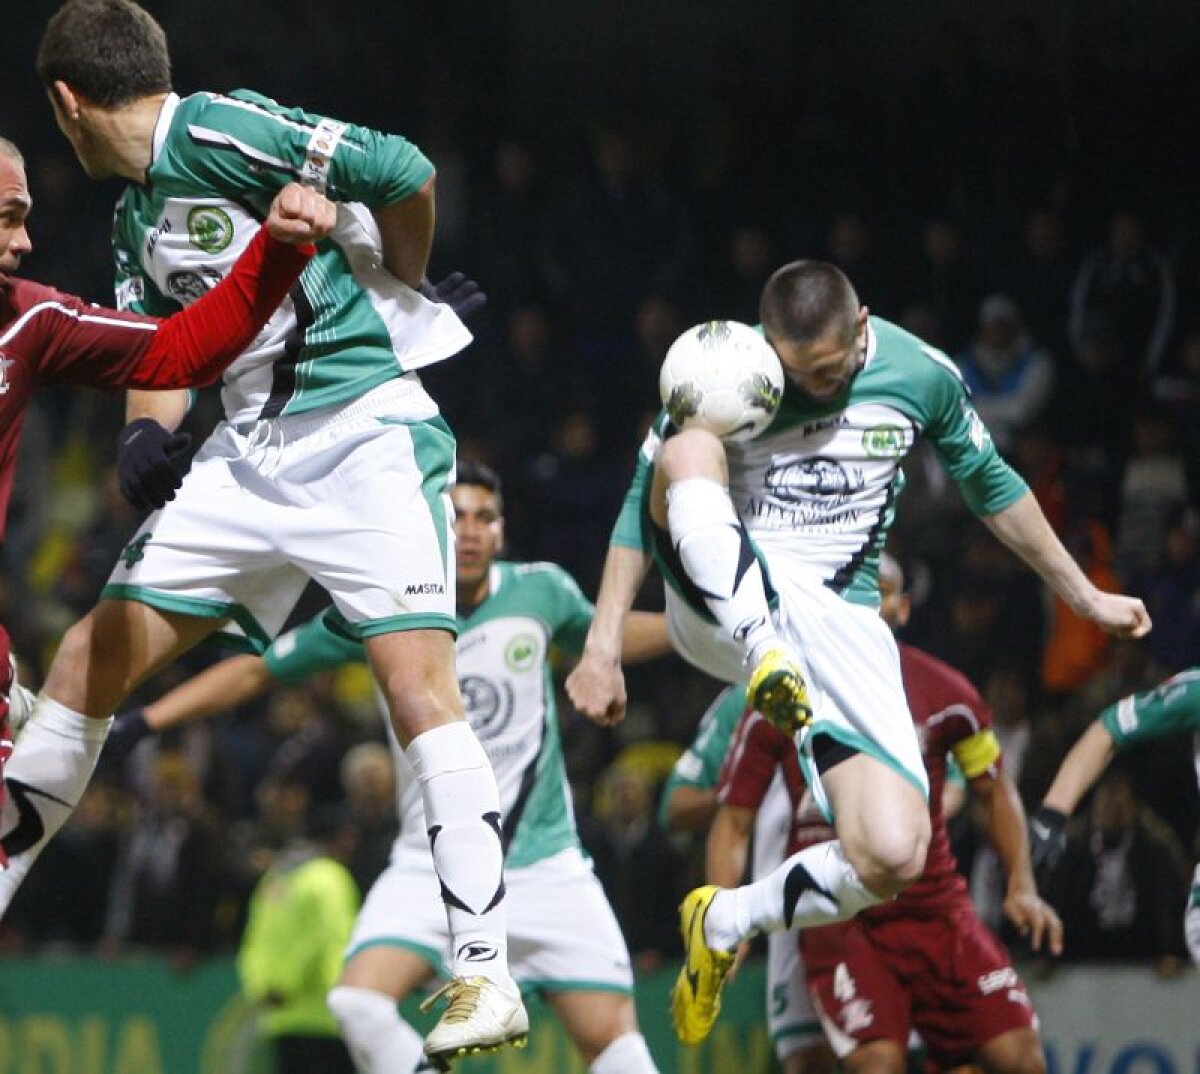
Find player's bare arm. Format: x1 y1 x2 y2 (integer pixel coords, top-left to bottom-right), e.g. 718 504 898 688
664 786 719 833
981 491 1151 638
372 175 435 288
971 771 1063 955
620 611 671 663
1041 720 1117 816
706 804 754 888
566 545 653 725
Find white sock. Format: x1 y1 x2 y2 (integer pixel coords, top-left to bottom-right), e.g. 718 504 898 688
666 479 778 663
406 722 514 989
0 697 112 910
590 1031 659 1073
327 986 426 1073
704 840 881 949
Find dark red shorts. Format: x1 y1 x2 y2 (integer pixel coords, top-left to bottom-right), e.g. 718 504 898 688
800 901 1035 1066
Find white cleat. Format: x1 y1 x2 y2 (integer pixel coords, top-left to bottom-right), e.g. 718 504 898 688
421 975 529 1070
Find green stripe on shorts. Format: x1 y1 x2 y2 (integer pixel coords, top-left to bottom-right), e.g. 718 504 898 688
100 584 271 654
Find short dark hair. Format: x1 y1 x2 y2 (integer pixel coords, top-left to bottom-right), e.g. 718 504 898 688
455 460 503 509
759 260 860 345
37 0 172 108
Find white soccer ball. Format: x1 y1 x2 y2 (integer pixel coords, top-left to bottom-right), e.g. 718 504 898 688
658 320 785 441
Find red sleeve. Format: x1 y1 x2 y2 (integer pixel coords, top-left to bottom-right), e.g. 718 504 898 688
31 230 312 391
132 230 314 388
717 711 794 810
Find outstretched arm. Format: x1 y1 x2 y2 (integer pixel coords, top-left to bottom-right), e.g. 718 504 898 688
981 492 1150 638
143 655 276 733
1042 720 1117 816
971 771 1063 955
566 544 652 725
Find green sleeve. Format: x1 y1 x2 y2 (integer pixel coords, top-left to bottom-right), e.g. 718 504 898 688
1100 669 1200 749
112 194 179 316
610 414 668 553
920 351 1029 516
542 566 596 658
263 608 364 685
657 686 746 825
160 90 433 207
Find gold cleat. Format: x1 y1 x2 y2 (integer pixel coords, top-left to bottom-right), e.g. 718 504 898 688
747 648 813 734
671 885 737 1045
421 975 529 1070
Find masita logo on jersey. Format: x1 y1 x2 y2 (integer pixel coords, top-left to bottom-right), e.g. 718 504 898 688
187 206 234 254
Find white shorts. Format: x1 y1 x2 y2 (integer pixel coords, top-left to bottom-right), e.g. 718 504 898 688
768 931 823 1061
102 378 457 652
346 845 635 995
666 565 928 817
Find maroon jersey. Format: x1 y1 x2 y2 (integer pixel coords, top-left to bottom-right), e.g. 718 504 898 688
718 641 1001 916
0 229 311 540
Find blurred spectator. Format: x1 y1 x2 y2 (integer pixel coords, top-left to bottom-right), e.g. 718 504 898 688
103 752 224 969
955 294 1055 454
1151 328 1200 497
472 138 549 312
337 741 398 894
1068 210 1177 378
1049 770 1190 970
825 211 898 317
1115 404 1190 576
583 765 683 972
541 125 693 349
996 207 1075 357
1127 508 1200 674
903 215 990 352
238 808 359 1074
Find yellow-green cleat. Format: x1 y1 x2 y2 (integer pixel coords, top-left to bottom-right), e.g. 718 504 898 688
747 648 813 734
671 885 737 1045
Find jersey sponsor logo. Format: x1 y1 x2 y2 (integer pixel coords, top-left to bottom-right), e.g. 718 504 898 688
166 267 224 304
764 455 866 507
403 582 445 595
459 675 515 742
120 532 153 569
976 967 1019 995
0 354 14 396
115 276 145 311
301 119 347 194
862 424 907 458
187 206 235 254
504 633 539 672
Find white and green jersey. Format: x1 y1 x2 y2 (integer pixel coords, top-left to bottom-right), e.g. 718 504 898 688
612 316 1028 606
1100 667 1200 790
264 560 594 868
112 90 471 424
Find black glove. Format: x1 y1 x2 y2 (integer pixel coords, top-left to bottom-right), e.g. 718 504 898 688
420 271 487 323
100 708 152 771
1028 805 1068 874
117 418 193 511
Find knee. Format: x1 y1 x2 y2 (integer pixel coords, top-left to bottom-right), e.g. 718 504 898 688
844 813 930 898
659 427 726 481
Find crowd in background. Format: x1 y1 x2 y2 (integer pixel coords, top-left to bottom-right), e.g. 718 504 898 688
1 1 1198 976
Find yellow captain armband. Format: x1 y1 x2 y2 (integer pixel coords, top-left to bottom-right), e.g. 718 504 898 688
951 729 1002 780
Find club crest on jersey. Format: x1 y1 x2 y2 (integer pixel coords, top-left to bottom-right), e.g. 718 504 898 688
0 355 14 395
187 206 234 254
862 424 907 458
504 633 539 672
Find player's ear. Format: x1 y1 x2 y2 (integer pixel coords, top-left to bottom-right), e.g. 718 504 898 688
48 81 80 122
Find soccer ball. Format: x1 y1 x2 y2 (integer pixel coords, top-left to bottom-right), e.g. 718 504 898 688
659 320 785 441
